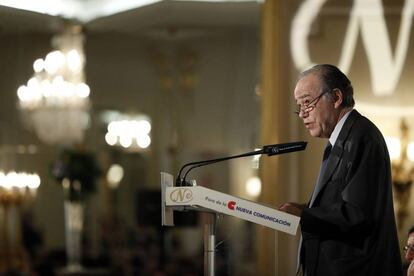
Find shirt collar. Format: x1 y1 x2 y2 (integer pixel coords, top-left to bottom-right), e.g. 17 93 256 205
329 109 353 146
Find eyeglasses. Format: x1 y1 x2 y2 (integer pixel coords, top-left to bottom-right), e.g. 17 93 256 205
404 245 414 252
294 90 330 116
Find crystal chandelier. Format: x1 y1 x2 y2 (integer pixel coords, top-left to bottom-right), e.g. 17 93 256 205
17 25 90 145
102 111 151 151
0 171 41 200
0 170 40 272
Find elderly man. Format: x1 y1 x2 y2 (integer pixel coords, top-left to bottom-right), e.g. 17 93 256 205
279 64 402 276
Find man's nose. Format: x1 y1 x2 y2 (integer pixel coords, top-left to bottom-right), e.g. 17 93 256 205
298 110 308 119
406 250 414 262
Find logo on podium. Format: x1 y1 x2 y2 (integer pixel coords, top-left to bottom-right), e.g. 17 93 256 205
169 188 193 203
227 201 236 210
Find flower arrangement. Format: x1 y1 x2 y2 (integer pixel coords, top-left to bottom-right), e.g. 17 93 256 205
51 147 101 201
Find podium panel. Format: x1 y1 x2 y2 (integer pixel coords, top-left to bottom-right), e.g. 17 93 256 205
161 172 299 235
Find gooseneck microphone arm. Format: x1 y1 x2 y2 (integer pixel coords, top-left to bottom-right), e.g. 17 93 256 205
176 149 263 186
176 141 307 186
182 149 264 184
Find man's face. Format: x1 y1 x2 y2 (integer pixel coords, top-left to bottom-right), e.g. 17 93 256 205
406 233 414 262
294 74 337 138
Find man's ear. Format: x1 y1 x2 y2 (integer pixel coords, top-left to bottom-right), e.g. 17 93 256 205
333 88 343 108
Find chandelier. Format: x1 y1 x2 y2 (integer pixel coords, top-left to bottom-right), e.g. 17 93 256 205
0 171 41 201
17 25 90 145
0 170 40 273
102 111 151 151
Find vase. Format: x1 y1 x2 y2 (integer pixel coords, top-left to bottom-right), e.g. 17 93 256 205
64 199 84 271
62 178 84 271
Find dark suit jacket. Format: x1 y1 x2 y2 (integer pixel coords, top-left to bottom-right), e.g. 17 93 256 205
300 110 402 276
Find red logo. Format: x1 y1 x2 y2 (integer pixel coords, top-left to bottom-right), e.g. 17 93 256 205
227 201 236 210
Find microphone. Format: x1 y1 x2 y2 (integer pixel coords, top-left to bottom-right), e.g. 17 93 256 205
262 141 308 156
176 141 307 186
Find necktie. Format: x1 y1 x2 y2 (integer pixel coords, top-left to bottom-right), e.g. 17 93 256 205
297 142 332 274
322 142 332 161
309 142 332 207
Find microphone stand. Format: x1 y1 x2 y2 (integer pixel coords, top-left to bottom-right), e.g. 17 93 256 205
176 141 307 186
182 149 264 185
176 149 261 186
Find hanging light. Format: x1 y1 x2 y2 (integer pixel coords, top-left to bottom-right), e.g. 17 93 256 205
102 111 152 151
0 170 41 200
17 24 90 145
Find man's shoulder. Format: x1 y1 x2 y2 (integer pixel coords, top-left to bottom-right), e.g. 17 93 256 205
350 110 380 132
347 111 385 141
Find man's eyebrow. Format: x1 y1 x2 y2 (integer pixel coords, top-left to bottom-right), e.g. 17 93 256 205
296 92 311 101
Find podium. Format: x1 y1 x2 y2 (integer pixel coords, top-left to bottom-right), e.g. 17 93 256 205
160 172 300 276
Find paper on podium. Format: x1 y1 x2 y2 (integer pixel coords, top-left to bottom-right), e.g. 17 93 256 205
161 172 300 235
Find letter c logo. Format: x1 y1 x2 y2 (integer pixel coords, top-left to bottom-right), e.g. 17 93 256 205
228 201 236 210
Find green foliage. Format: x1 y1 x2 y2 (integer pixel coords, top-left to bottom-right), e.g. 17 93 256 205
51 148 101 201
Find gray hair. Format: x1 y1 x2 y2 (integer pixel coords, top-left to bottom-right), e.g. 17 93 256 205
299 64 355 108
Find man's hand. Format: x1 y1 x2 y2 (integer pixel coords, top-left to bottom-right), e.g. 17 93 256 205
278 202 305 217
